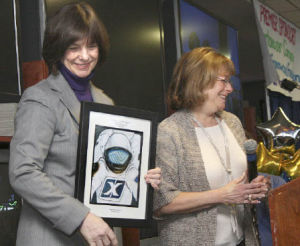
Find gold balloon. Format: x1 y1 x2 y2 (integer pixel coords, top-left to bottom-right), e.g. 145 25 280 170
257 141 300 179
257 142 282 176
281 149 300 179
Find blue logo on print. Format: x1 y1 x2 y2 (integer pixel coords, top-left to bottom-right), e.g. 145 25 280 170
100 178 125 199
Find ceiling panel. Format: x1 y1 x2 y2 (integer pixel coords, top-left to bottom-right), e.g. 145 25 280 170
281 9 300 22
261 0 300 28
263 0 296 11
289 0 300 8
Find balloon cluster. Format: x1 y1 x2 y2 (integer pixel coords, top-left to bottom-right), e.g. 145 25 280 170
256 107 300 181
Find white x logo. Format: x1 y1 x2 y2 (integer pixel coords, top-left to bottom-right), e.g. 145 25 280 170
103 181 123 197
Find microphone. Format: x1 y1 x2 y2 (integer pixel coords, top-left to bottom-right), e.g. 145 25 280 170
244 139 258 182
244 139 261 245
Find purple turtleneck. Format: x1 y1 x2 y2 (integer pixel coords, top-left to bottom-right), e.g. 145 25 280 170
58 62 94 102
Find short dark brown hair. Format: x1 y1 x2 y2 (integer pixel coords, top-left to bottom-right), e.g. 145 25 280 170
167 47 235 111
42 2 110 74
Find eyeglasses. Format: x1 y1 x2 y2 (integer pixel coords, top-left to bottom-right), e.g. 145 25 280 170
216 76 232 85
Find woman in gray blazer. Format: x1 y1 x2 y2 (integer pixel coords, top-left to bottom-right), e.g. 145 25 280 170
9 2 160 246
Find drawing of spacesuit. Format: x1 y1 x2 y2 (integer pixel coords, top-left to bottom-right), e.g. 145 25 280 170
91 128 142 206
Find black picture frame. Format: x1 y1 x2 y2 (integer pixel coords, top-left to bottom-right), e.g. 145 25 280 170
75 102 159 227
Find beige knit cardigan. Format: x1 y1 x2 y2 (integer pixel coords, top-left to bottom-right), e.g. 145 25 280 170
154 109 259 246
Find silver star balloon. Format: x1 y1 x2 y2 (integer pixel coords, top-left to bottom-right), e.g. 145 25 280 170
256 107 300 150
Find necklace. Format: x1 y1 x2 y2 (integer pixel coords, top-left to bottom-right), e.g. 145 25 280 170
192 115 232 177
193 114 241 234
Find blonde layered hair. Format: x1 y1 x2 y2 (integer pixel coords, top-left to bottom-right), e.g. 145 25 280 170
168 47 235 111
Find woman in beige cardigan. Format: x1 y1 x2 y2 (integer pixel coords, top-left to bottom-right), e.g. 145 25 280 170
154 47 269 246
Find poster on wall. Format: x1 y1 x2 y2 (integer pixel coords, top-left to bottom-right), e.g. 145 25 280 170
253 0 300 101
177 0 243 119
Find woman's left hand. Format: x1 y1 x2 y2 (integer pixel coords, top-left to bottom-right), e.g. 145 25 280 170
144 167 161 190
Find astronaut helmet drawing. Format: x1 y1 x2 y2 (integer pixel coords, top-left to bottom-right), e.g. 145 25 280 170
91 128 141 205
103 132 132 174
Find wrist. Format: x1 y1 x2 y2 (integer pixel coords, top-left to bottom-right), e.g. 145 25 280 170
214 187 228 204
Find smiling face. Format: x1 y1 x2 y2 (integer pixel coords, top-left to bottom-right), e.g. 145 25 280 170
61 38 99 78
202 69 233 114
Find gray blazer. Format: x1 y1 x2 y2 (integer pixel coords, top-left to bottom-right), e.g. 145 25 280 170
154 110 258 246
9 72 113 246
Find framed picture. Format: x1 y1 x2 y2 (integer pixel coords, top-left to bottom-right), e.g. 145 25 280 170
75 102 159 227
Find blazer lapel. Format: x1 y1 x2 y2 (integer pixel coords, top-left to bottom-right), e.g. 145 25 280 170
90 82 105 103
48 73 81 125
